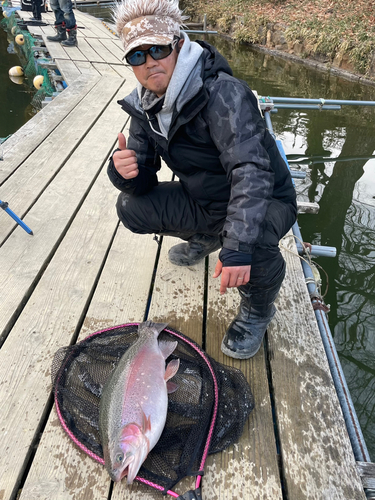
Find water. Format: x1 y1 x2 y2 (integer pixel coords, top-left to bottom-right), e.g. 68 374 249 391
1 11 374 458
194 34 375 460
0 27 36 139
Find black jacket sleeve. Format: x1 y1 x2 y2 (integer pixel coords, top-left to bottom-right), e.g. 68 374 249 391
204 77 275 255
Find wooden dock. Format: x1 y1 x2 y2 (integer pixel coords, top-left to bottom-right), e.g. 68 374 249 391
0 9 369 500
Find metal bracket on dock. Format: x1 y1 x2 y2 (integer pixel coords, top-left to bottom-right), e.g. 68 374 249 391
258 98 275 112
37 61 58 70
296 201 320 214
356 462 375 499
31 46 49 52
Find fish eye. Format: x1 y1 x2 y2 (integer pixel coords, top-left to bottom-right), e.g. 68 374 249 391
115 452 124 463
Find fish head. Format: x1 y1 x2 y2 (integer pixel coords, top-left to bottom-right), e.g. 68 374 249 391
106 423 150 484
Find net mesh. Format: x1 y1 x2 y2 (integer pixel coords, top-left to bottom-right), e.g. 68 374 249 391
1 10 55 109
52 324 254 492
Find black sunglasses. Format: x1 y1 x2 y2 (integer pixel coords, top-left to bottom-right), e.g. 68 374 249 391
125 41 178 67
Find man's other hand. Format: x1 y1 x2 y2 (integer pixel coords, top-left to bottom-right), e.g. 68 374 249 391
213 260 251 295
113 132 139 179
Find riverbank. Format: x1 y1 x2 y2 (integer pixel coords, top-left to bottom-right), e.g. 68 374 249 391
182 0 375 83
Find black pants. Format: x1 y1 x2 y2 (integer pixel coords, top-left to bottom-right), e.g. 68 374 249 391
116 181 297 290
31 0 42 19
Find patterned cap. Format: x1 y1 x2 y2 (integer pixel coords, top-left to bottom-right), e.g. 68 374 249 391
122 15 180 56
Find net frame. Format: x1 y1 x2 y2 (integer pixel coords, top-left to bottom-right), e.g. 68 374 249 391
53 323 221 498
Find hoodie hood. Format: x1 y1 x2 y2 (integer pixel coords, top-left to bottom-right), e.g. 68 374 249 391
138 31 203 138
194 39 233 82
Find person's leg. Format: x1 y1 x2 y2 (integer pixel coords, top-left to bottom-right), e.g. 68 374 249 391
47 0 67 41
31 0 42 20
58 0 76 29
221 199 297 359
116 182 224 263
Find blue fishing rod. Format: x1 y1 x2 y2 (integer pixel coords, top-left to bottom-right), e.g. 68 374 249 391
0 200 33 235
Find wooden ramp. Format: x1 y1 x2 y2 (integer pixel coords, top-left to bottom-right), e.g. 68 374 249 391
0 9 368 500
17 9 130 84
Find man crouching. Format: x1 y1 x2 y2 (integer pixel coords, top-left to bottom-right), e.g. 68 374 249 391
107 0 297 359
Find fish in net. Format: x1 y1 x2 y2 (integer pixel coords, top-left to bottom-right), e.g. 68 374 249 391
52 323 255 499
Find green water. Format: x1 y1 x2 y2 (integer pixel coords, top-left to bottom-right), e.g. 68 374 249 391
0 27 36 138
1 13 374 459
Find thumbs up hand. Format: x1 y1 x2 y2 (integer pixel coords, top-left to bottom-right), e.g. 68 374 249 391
113 132 139 180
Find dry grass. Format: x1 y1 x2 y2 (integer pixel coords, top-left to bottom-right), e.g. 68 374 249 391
182 0 375 76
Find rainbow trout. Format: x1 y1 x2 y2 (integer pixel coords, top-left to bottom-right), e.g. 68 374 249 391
99 321 179 483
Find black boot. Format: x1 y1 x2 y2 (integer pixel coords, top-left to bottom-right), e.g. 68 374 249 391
168 234 221 266
221 263 286 359
47 24 67 42
61 27 78 47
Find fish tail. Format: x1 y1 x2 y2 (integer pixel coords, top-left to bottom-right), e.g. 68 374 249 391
138 321 168 337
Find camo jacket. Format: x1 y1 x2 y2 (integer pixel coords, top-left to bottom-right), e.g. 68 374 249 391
107 41 296 256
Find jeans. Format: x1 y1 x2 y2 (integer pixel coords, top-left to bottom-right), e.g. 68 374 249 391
50 0 76 29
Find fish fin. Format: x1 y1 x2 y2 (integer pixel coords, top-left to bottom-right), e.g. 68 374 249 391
141 410 152 434
164 358 180 382
158 339 178 359
139 321 168 336
167 380 179 394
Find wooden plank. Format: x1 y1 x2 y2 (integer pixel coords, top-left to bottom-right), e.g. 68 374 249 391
76 25 98 38
356 461 375 489
0 75 125 241
18 233 159 500
75 60 100 76
73 36 105 63
92 62 121 76
17 10 33 19
18 165 172 500
91 19 117 38
103 38 126 62
0 76 126 344
86 38 122 64
111 234 206 499
112 38 125 50
40 12 55 22
40 24 57 37
55 58 82 84
27 25 44 36
268 236 366 499
0 73 99 184
1 168 119 500
58 43 89 62
42 34 71 60
0 81 134 500
203 252 283 500
110 64 134 79
75 11 115 38
74 14 112 39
